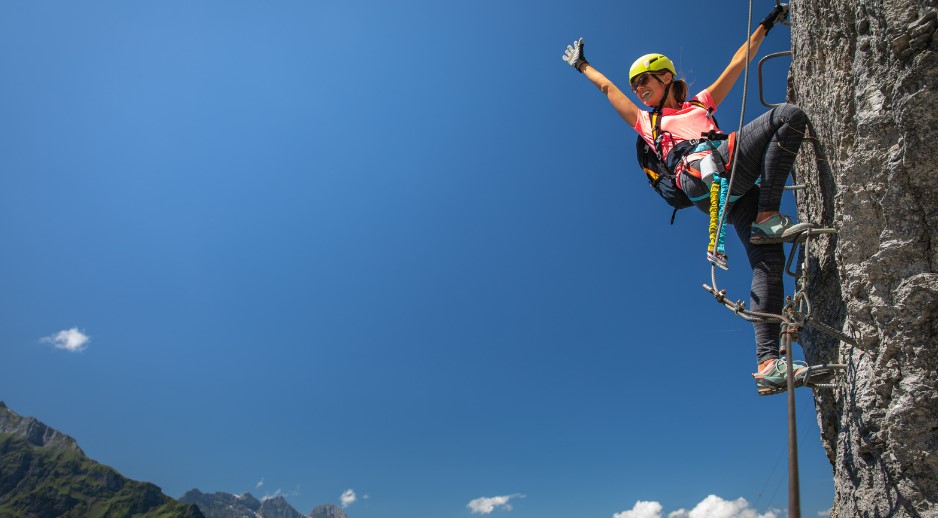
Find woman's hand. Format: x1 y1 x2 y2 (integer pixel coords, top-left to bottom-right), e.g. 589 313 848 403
562 37 639 126
760 3 790 34
562 38 589 72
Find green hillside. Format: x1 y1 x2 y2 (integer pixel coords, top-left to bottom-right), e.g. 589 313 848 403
0 404 202 518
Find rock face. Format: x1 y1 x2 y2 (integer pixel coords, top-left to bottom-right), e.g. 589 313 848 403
789 2 938 517
0 402 204 518
308 503 347 518
260 495 306 518
0 401 80 453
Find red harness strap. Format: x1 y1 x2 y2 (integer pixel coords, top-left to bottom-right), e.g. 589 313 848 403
725 131 737 173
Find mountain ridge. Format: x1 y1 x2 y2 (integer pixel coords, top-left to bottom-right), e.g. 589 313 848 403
0 402 347 518
179 489 347 518
0 401 203 518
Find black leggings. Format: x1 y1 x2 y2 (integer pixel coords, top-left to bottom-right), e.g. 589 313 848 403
680 104 808 363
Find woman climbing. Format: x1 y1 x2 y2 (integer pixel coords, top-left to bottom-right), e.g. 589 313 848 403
562 4 811 395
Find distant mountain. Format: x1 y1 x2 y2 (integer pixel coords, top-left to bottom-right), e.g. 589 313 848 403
180 490 346 518
180 489 308 518
0 401 203 517
308 504 345 518
259 496 306 518
179 490 265 517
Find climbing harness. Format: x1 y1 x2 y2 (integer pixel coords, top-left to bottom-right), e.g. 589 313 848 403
638 98 732 231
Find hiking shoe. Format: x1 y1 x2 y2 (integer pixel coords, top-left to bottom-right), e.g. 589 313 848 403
750 213 812 244
753 358 808 396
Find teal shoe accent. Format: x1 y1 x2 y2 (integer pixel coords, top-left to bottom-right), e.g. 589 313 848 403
750 213 813 244
753 358 808 395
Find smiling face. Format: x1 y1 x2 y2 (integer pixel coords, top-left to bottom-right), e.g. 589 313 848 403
631 71 673 107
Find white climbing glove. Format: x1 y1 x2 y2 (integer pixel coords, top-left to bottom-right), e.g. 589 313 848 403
760 3 790 34
562 37 589 73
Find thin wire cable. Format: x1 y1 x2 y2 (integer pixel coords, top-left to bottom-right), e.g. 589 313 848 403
753 442 787 509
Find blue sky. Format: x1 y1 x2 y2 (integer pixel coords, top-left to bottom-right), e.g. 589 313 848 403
0 1 833 517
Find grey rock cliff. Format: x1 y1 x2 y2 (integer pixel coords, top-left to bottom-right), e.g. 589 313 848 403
789 1 938 516
259 495 306 518
0 401 80 452
308 503 346 518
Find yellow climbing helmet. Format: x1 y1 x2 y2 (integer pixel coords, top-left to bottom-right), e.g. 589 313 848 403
629 53 677 83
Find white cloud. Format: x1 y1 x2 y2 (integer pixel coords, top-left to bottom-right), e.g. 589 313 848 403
683 495 779 518
40 328 90 352
467 494 525 514
614 500 663 518
817 511 831 517
612 500 662 518
256 478 265 489
341 488 356 508
615 495 780 518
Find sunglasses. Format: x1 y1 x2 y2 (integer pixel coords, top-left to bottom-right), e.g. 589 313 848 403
630 72 655 91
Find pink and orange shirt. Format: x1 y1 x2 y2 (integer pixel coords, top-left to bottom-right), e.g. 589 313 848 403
632 89 720 178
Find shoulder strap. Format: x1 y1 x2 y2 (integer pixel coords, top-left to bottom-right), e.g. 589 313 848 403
650 110 663 157
650 100 711 156
689 99 720 129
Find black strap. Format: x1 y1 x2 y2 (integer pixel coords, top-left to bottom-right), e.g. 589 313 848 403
701 129 729 141
649 99 726 226
651 99 712 158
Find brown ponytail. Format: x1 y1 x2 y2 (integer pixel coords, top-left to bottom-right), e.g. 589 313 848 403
672 79 688 105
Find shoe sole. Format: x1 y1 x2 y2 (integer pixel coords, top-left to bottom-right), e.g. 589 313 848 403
756 383 801 396
757 385 787 396
755 373 807 396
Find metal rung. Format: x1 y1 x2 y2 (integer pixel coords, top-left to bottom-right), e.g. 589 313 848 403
808 363 846 369
759 50 791 108
785 226 838 277
784 184 806 191
793 227 837 243
801 364 845 389
758 51 793 108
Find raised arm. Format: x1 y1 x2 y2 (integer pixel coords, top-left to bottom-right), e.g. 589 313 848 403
706 3 790 107
563 38 641 127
